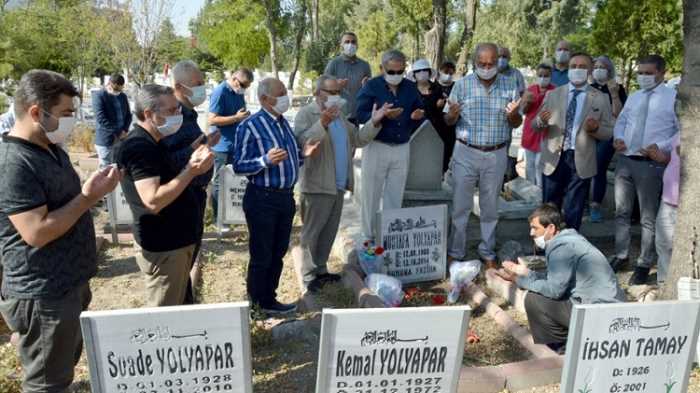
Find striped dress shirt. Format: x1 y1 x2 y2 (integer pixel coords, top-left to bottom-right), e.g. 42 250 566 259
233 109 303 189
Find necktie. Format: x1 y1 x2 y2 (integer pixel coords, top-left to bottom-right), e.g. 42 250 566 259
563 89 583 151
628 90 652 155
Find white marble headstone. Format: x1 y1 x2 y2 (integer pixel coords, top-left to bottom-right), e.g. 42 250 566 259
406 120 444 192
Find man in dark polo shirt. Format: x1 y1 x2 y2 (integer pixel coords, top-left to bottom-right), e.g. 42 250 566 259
0 70 121 393
162 60 220 303
116 84 214 307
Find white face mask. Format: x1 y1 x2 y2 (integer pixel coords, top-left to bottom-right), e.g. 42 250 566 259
534 234 547 250
637 74 658 90
325 95 346 109
537 77 551 87
155 114 183 137
475 66 498 81
40 112 76 145
439 72 453 84
272 95 290 114
384 74 404 86
555 49 570 63
414 70 430 82
342 43 357 57
184 84 207 106
592 68 608 83
568 68 589 85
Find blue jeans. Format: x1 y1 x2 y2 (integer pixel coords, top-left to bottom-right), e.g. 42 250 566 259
542 150 591 230
95 144 113 169
591 138 615 204
211 151 232 220
243 183 296 306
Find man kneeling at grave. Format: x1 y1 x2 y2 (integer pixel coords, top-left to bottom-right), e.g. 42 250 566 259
293 74 388 292
497 203 625 353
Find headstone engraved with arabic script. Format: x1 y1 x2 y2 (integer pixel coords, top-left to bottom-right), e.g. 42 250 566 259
316 307 470 393
379 205 448 284
80 303 253 393
560 301 700 393
218 165 248 229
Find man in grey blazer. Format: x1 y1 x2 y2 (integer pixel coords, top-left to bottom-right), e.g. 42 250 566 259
533 52 613 230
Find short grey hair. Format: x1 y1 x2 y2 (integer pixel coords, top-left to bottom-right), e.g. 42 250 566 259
172 60 201 85
315 74 337 94
257 77 281 100
381 49 407 67
472 43 499 65
134 84 173 121
594 55 616 79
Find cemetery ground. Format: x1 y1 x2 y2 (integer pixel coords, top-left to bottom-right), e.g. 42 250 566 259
2 152 700 392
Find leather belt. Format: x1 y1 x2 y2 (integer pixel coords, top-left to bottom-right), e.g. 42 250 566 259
248 183 293 194
626 155 652 162
457 140 507 152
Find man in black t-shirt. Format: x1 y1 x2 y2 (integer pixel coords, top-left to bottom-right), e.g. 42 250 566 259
116 84 214 307
0 70 121 393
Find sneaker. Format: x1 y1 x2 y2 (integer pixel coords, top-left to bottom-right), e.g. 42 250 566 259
590 205 603 223
261 300 297 315
628 267 651 286
609 256 629 273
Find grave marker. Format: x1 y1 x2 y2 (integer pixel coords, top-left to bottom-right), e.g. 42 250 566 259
106 183 133 243
406 120 444 192
217 165 248 236
315 306 471 393
560 300 700 393
378 204 448 284
80 303 253 393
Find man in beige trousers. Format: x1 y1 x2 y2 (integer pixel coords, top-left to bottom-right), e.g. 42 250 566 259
294 75 388 292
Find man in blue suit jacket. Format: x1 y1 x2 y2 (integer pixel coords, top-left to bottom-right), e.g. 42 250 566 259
92 74 132 168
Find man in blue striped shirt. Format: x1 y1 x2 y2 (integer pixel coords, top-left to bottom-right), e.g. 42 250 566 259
233 77 320 314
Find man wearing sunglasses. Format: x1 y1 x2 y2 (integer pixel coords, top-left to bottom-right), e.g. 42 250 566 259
209 67 254 220
356 49 425 241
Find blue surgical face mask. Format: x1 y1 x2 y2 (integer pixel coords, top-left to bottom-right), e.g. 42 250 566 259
183 84 206 106
497 57 509 71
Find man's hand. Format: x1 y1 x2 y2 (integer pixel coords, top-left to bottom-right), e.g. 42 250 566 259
233 107 250 123
190 134 206 149
385 107 404 120
371 102 393 126
502 260 530 277
505 98 521 117
521 90 535 106
82 165 122 203
583 117 600 134
266 147 288 166
436 98 446 109
410 108 425 121
613 138 627 152
303 140 322 158
361 76 369 86
187 145 215 175
320 106 341 129
494 268 517 282
338 79 349 89
118 130 128 140
640 143 670 164
538 109 552 124
206 130 221 147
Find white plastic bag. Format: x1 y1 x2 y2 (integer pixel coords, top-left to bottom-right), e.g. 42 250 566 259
365 273 404 307
447 260 481 303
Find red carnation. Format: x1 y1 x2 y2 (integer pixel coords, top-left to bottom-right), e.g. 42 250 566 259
375 246 385 255
431 294 446 305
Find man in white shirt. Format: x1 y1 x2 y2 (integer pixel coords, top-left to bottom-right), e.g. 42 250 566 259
610 55 680 285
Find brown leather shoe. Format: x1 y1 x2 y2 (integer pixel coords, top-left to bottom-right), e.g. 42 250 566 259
483 259 498 270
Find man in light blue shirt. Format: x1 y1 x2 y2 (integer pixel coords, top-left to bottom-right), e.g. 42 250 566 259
611 54 680 285
499 204 624 353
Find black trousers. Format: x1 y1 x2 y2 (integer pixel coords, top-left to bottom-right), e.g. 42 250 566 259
542 150 591 230
524 291 573 346
183 187 207 305
243 183 295 307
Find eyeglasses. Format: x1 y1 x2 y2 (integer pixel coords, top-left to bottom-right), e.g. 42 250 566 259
386 69 405 75
321 88 341 95
234 78 251 89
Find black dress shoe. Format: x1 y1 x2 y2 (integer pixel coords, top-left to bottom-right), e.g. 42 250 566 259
609 256 629 273
628 267 650 286
307 278 324 293
261 300 297 315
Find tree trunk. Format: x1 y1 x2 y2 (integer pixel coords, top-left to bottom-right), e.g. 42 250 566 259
262 0 280 78
288 0 308 91
425 0 447 70
311 0 319 41
660 0 700 300
456 0 477 76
